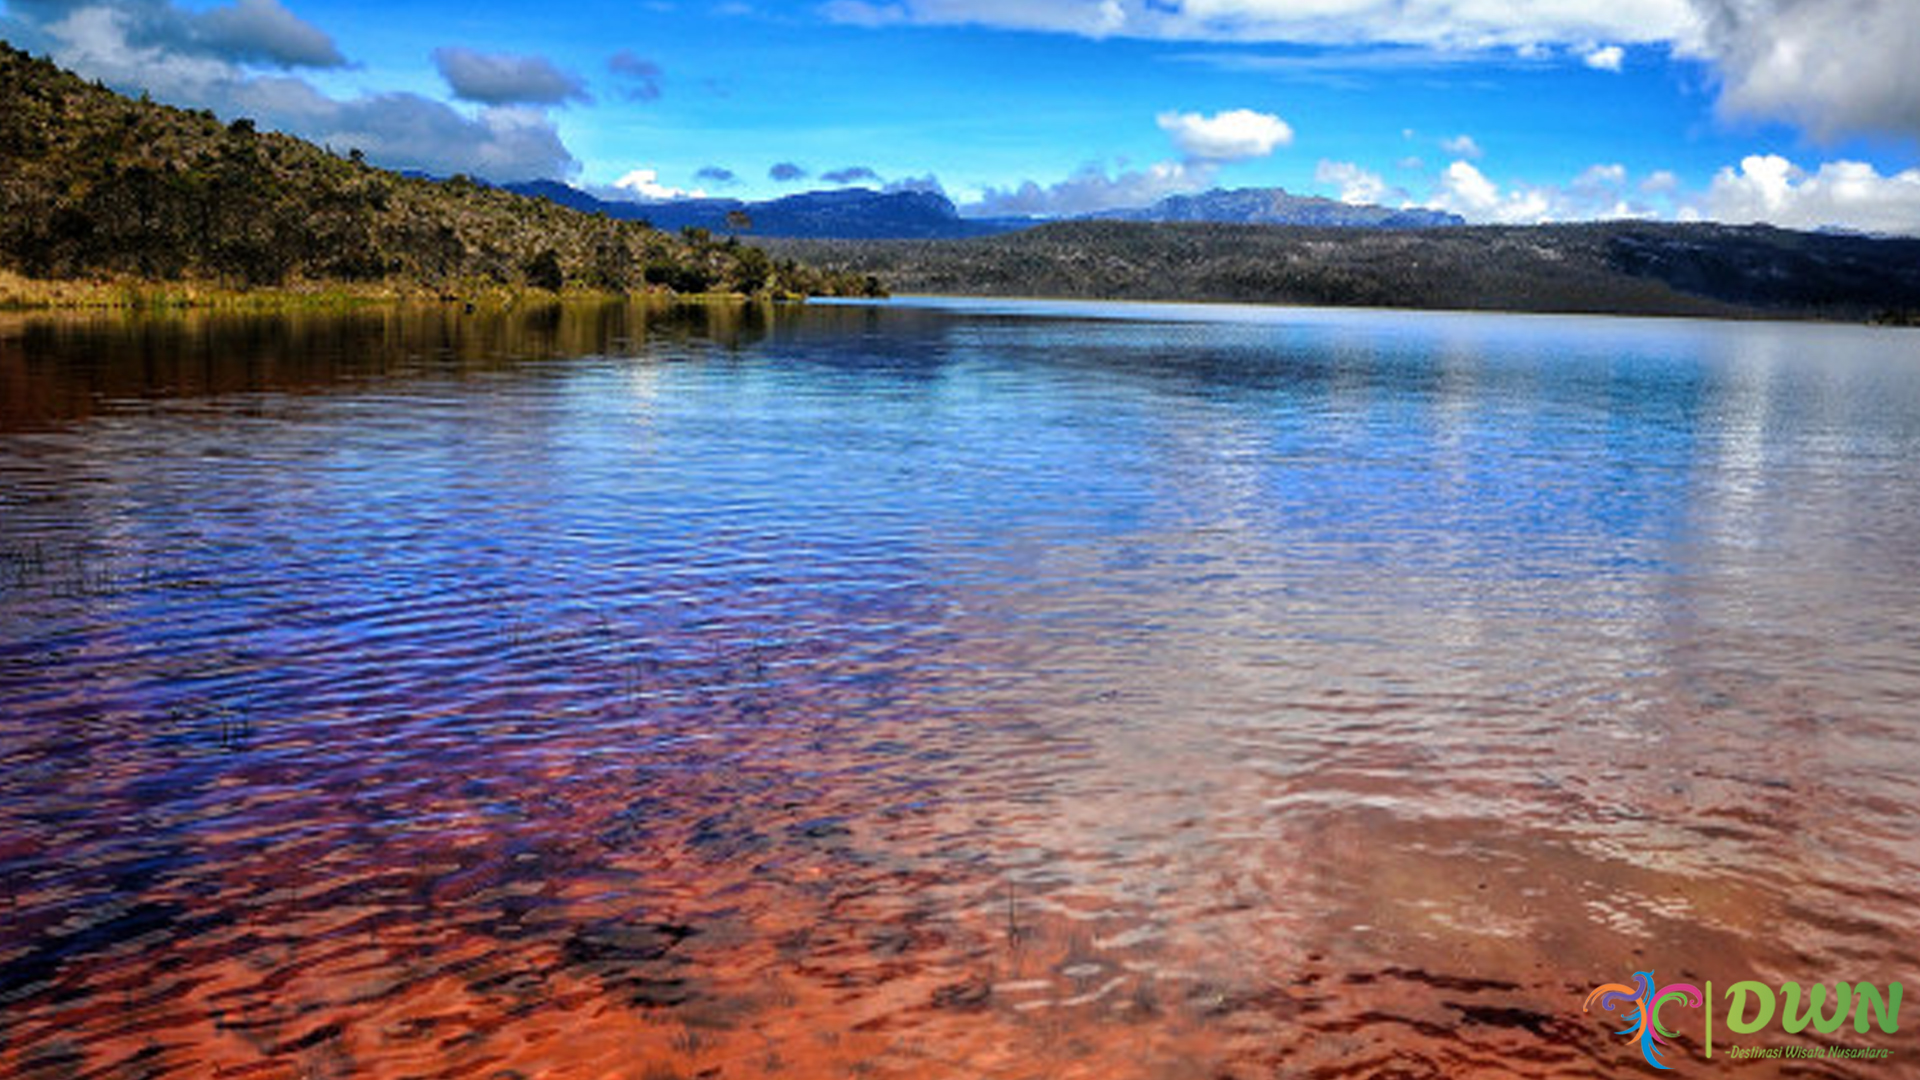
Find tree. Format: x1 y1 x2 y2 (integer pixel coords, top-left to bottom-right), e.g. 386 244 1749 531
524 249 565 291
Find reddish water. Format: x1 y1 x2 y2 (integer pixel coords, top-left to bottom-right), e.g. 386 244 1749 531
2 300 1918 1077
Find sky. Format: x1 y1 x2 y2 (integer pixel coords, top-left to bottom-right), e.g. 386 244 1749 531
3 0 1919 232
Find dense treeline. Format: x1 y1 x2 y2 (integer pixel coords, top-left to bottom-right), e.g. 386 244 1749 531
768 219 1920 322
0 43 881 299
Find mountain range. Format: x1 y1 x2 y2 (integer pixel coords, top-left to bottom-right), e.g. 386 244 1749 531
503 181 1018 239
501 182 1465 240
1087 189 1461 229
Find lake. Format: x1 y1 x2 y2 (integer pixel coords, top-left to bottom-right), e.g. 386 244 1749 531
2 297 1918 1078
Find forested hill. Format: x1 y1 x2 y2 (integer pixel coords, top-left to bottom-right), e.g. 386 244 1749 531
0 43 879 299
767 220 1920 322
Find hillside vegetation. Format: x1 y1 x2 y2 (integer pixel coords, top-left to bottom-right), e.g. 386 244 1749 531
769 219 1920 322
0 43 880 302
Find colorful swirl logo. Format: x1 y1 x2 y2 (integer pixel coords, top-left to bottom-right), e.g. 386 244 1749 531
1584 970 1705 1069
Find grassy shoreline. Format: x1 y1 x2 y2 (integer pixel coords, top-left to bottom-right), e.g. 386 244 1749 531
0 269 812 313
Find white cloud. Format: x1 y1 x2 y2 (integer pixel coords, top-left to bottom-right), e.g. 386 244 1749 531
1582 44 1623 71
9 0 579 180
821 0 1129 36
982 147 1920 234
1432 160 1516 219
248 83 578 181
194 0 345 67
1438 133 1481 158
1424 159 1650 223
820 0 1701 49
966 160 1212 216
1694 154 1920 234
818 0 906 27
1687 0 1920 141
1316 159 1395 204
820 1 1920 144
612 168 706 200
1156 107 1293 161
15 0 346 69
969 105 1290 214
1571 163 1627 191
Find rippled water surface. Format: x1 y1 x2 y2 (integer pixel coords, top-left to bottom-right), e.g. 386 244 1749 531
3 298 1919 1078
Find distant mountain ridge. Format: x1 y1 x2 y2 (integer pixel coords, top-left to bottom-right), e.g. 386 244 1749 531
503 182 1021 239
502 181 1464 239
1088 188 1464 229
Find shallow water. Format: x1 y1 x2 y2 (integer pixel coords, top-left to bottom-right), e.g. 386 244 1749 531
2 297 1918 1078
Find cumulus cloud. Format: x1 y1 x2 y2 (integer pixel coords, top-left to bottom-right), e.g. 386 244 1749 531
693 165 739 185
1582 44 1624 70
769 162 809 182
193 0 343 67
611 168 705 200
1688 0 1920 141
1319 153 1920 232
7 0 346 67
1423 159 1650 223
822 165 884 185
1156 108 1293 161
240 78 578 180
4 0 577 180
1694 154 1920 234
1315 160 1398 205
1641 169 1681 194
433 46 588 106
1438 133 1481 158
1571 162 1627 192
966 105 1290 217
607 50 663 101
966 160 1211 216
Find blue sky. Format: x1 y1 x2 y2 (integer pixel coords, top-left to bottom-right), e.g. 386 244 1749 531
4 0 1919 231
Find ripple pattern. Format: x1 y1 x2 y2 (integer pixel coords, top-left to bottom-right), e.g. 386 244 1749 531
3 299 1919 1078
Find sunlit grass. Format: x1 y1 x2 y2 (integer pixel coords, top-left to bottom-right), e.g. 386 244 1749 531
0 268 800 312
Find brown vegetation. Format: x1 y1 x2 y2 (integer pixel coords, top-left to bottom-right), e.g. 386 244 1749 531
0 43 883 305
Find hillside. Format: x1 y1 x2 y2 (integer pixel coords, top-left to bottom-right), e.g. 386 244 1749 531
0 43 879 301
767 220 1920 321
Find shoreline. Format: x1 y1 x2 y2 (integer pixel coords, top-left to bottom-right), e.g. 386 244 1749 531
0 270 816 314
6 271 1915 329
824 290 1920 330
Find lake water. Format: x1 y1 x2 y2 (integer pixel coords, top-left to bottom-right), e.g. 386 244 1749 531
2 297 1918 1078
